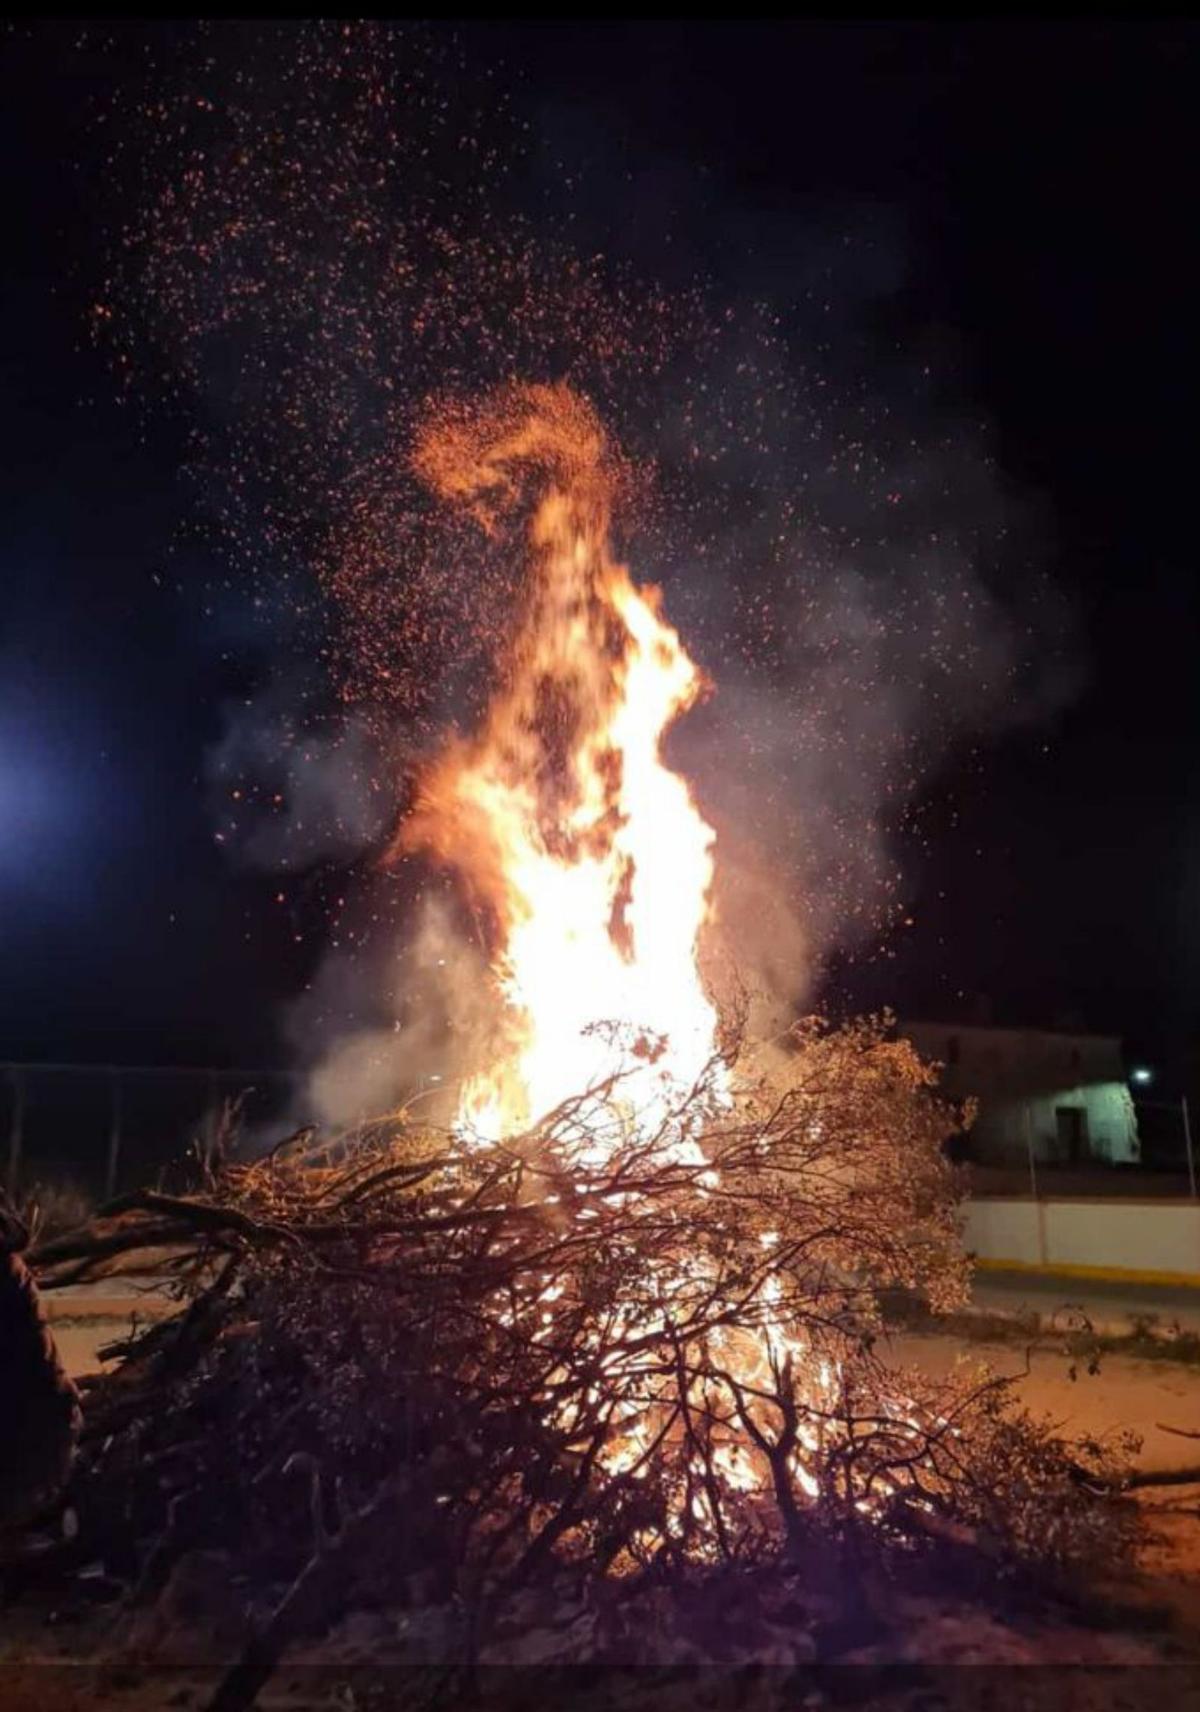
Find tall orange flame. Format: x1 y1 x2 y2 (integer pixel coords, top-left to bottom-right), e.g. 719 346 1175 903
405 384 727 1144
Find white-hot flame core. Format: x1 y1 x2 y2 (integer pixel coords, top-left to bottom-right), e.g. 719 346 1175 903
407 389 728 1148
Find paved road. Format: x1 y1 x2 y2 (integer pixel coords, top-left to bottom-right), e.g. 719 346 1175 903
972 1269 1200 1337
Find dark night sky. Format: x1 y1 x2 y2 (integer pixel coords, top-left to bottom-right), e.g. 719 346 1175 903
0 21 1196 1076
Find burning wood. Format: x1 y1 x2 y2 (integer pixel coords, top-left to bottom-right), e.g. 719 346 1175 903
11 1020 1139 1707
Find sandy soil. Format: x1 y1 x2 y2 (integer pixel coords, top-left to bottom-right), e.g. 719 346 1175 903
888 1331 1200 1473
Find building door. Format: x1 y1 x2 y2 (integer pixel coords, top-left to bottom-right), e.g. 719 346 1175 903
1055 1105 1088 1164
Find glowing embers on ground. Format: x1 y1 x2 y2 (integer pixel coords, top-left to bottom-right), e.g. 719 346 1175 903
405 384 729 1149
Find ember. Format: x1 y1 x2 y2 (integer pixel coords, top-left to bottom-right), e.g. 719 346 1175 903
6 394 1139 1712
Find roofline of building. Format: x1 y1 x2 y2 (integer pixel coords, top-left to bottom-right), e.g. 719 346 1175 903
901 1019 1123 1046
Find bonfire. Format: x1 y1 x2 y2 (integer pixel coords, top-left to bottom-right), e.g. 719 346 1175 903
7 387 1139 1707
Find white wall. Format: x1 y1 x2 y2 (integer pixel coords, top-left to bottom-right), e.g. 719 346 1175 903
964 1197 1200 1281
963 1198 1043 1266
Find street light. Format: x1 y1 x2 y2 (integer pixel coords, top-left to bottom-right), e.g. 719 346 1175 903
1131 1066 1153 1085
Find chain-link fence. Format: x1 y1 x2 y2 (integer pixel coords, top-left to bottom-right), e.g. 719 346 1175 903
1 1061 303 1209
6 1061 1193 1214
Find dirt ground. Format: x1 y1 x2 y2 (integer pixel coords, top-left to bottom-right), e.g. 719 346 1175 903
888 1326 1200 1646
888 1330 1200 1474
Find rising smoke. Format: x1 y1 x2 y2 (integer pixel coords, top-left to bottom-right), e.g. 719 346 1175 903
287 892 491 1132
95 22 1080 1128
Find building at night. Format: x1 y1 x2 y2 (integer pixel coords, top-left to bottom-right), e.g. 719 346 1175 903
901 1019 1141 1168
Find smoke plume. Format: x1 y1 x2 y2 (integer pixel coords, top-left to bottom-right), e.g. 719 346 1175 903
97 22 1082 1120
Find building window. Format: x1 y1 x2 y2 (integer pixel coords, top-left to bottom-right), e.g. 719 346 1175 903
946 1035 960 1066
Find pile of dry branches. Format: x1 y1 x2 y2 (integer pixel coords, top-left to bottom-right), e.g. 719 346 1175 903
13 1018 1138 1706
